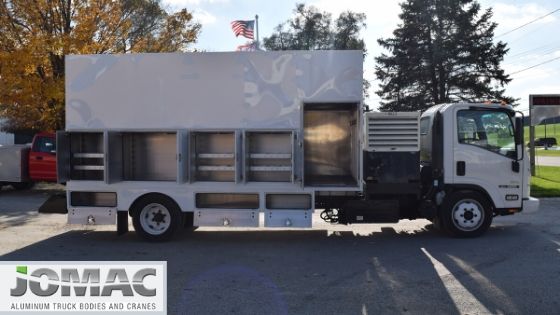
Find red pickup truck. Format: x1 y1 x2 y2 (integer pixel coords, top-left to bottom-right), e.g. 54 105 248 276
0 132 57 189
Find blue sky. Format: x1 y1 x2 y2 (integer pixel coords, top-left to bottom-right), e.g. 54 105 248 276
163 0 560 112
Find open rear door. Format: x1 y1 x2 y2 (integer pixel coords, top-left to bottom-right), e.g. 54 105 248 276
303 103 360 187
56 131 70 184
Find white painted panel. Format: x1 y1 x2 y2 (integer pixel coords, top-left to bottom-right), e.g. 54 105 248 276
65 51 363 130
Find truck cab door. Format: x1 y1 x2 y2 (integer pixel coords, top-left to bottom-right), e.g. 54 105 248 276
29 134 57 182
452 107 523 210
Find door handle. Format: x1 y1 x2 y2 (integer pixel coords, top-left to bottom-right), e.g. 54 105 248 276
457 161 465 176
35 156 43 160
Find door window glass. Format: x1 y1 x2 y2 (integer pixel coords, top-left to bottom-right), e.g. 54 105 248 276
457 110 515 158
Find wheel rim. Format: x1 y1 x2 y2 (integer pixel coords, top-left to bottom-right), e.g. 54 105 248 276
451 199 484 232
139 203 171 235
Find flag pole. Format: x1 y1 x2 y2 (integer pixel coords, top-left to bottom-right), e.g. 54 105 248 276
255 14 259 50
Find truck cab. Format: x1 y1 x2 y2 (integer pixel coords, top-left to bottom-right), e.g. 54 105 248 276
419 103 539 236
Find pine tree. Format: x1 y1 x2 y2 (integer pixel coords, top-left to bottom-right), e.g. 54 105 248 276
375 0 513 111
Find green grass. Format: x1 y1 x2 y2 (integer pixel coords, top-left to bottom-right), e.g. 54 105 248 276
531 165 560 197
524 123 560 145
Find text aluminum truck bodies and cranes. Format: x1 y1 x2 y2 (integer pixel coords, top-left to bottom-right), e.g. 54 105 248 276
59 51 538 240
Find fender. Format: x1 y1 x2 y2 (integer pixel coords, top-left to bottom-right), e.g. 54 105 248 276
443 184 496 210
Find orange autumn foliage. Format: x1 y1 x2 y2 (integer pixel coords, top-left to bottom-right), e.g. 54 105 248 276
0 0 201 132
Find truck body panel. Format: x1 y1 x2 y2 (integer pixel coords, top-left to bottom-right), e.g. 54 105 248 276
65 51 362 130
62 51 364 227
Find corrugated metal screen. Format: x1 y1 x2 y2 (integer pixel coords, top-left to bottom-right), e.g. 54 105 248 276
365 112 420 152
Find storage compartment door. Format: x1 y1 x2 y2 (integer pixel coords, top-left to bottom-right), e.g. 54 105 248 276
178 130 188 183
122 132 177 181
303 103 359 187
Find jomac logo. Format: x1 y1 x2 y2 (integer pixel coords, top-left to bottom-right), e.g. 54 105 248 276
10 266 156 297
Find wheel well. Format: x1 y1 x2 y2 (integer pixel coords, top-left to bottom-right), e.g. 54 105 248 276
128 193 182 217
444 185 495 210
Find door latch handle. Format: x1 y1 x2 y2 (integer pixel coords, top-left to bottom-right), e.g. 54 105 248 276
36 156 43 160
457 161 465 176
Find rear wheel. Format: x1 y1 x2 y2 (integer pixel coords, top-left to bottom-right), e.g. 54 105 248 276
131 195 182 241
440 191 492 238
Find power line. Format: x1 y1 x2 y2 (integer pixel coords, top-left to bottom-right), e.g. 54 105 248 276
496 8 560 38
504 45 560 67
507 40 560 59
510 55 560 75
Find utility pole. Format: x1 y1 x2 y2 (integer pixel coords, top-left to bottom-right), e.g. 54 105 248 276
255 14 259 50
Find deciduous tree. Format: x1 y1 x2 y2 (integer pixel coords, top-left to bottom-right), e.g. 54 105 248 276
0 0 201 132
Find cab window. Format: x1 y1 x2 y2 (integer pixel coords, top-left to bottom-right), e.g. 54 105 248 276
420 117 431 135
33 137 56 154
457 110 515 159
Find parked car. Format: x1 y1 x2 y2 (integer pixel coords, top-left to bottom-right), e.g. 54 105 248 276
528 137 557 148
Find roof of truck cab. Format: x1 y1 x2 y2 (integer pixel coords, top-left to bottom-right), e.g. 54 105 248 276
423 103 514 116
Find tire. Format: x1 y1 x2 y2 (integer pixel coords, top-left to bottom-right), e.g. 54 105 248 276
131 194 182 241
439 191 493 238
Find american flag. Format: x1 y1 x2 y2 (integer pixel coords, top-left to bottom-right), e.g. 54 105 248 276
230 20 254 39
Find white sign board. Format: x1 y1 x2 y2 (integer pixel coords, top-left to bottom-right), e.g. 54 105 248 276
530 94 560 125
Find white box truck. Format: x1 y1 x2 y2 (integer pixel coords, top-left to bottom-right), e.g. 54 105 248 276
58 51 538 240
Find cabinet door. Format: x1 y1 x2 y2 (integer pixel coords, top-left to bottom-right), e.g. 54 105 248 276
178 130 188 183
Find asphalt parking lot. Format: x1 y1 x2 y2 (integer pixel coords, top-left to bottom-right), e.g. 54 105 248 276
1 188 559 315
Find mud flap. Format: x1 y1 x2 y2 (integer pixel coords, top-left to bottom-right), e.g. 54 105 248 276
38 193 68 214
117 211 129 235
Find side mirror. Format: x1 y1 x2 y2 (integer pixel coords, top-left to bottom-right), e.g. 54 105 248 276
514 117 523 146
514 116 524 162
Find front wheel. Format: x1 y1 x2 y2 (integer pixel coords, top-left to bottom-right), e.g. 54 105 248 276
440 191 493 238
131 195 182 241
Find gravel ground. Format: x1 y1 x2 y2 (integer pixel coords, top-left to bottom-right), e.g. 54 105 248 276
1 188 559 315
